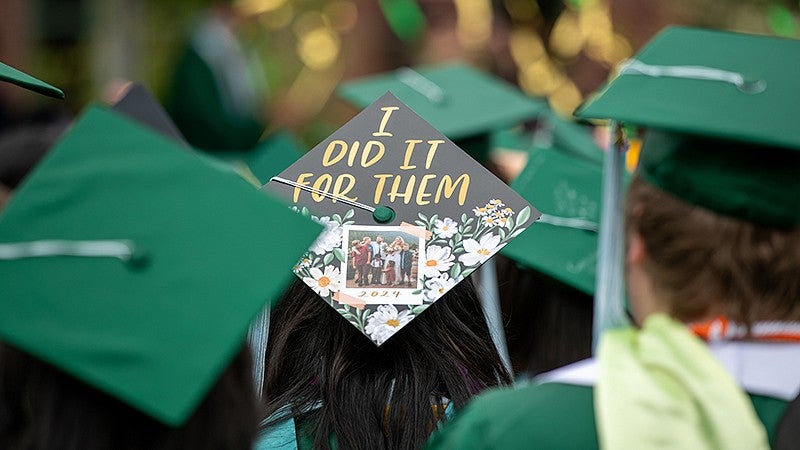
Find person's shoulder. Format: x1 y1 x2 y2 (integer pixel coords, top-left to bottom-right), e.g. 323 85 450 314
427 381 598 450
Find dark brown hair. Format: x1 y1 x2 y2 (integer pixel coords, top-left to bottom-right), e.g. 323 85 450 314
0 343 260 450
625 176 800 325
495 254 593 377
262 277 511 450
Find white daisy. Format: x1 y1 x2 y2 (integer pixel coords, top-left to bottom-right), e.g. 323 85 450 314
364 305 414 345
480 215 497 228
302 265 341 297
423 274 457 303
459 234 502 267
308 216 343 255
492 215 511 228
433 217 458 239
488 199 505 208
420 245 455 278
473 206 490 216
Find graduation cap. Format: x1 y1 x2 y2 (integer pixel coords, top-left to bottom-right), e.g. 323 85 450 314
501 120 606 295
0 60 64 98
263 92 539 346
338 63 547 162
577 26 800 227
575 26 800 343
0 106 321 425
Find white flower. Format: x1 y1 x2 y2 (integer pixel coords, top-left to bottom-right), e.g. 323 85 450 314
308 216 343 255
459 234 502 266
364 304 414 345
433 217 458 239
492 215 511 228
480 215 497 228
473 206 490 216
302 265 341 297
502 207 515 216
420 245 455 278
423 274 457 303
489 199 505 208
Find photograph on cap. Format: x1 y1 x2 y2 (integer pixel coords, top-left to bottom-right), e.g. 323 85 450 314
264 92 539 346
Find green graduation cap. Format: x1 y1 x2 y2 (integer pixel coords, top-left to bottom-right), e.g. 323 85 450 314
338 63 547 162
263 92 539 346
0 106 321 426
501 122 604 295
576 26 800 228
0 60 64 99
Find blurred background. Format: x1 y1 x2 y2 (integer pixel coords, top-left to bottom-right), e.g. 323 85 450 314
1 0 798 146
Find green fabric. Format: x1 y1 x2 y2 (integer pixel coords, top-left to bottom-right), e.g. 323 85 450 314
338 63 547 159
0 106 321 425
427 383 598 449
575 27 800 151
379 0 426 43
0 61 64 99
164 43 264 151
501 147 602 295
426 382 788 449
638 130 800 228
596 314 769 449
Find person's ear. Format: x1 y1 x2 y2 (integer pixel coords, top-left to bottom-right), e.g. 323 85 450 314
626 230 647 265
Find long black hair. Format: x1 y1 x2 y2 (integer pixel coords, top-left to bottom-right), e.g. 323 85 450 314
0 343 260 450
262 276 512 450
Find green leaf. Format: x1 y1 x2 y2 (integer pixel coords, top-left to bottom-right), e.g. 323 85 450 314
411 289 422 295
333 247 346 262
508 228 526 239
430 214 439 224
344 209 355 220
323 252 334 265
448 238 454 248
419 212 428 223
450 263 462 279
498 227 507 240
461 212 468 223
516 206 531 227
332 213 342 224
454 232 462 242
301 206 310 217
466 218 474 226
410 304 429 315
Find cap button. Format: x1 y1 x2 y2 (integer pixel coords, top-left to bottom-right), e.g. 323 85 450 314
373 206 395 224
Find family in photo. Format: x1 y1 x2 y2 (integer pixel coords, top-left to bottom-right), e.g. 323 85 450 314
347 233 418 289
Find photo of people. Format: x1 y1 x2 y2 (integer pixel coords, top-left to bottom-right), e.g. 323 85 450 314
341 226 424 305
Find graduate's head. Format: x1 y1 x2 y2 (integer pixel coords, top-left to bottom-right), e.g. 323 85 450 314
575 27 800 327
623 135 800 326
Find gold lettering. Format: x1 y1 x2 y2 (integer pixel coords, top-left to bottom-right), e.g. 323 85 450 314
435 174 470 206
346 141 360 167
425 140 445 169
311 174 333 202
416 174 437 205
361 141 385 167
293 173 313 203
388 175 416 204
332 174 358 203
322 140 348 167
373 106 400 137
373 174 393 204
400 139 422 170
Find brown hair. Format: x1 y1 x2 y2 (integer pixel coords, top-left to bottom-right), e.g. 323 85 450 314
0 344 260 450
625 176 800 325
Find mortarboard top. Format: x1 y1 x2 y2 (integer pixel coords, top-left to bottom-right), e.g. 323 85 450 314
0 106 321 426
112 83 189 146
338 63 547 162
263 92 540 346
0 61 64 99
575 26 800 227
501 125 605 295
